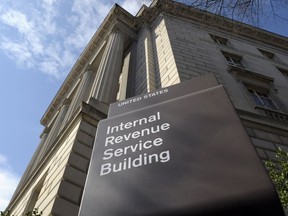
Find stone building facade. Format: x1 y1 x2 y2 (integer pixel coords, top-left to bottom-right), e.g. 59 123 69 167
7 0 288 215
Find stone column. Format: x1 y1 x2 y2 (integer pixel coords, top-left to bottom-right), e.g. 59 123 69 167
125 42 137 98
42 100 70 154
61 65 94 129
15 132 48 192
118 42 137 100
30 132 48 166
33 133 48 166
90 30 125 104
135 26 156 95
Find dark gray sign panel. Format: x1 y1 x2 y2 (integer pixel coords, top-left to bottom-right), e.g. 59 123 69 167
79 82 284 215
108 74 219 117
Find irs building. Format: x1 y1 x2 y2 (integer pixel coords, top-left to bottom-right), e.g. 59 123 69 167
6 0 288 215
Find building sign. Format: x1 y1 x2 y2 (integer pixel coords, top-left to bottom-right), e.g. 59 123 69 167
79 75 284 216
108 73 219 117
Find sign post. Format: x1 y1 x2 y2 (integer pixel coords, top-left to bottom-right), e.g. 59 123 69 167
79 75 285 216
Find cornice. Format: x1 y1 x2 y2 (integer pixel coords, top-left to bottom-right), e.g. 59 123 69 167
138 0 288 50
40 4 138 126
237 108 288 135
228 66 274 84
41 0 288 126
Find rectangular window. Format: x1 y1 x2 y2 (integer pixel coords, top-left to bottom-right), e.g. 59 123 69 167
222 52 244 68
210 34 228 46
247 89 279 111
277 68 288 79
24 174 46 214
229 66 280 113
258 49 275 60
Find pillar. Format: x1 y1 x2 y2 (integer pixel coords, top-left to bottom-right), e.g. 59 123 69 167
31 132 48 171
118 42 137 100
61 65 94 129
42 100 70 154
13 132 48 197
90 30 125 104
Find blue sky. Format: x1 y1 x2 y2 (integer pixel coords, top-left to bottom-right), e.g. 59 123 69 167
0 0 287 210
0 0 152 210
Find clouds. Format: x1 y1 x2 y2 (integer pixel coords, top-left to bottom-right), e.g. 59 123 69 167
0 9 44 68
1 38 34 68
0 1 73 79
0 0 153 210
1 10 34 35
0 0 152 80
66 0 111 49
121 0 148 15
0 154 20 210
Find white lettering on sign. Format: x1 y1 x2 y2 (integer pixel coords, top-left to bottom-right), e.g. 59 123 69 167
99 111 171 176
103 137 164 160
117 89 168 107
100 151 170 176
106 112 161 135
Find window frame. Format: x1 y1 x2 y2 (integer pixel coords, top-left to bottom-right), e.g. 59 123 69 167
228 66 280 112
23 174 47 214
247 88 279 111
210 34 228 46
277 67 288 79
258 48 275 60
222 51 244 68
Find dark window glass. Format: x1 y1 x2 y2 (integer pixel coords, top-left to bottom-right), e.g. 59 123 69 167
248 89 278 111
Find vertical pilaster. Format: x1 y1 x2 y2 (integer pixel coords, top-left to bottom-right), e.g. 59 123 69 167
144 26 156 92
135 26 156 95
12 132 48 197
90 30 125 104
61 66 94 129
125 42 137 98
43 100 70 154
117 49 133 100
32 133 48 170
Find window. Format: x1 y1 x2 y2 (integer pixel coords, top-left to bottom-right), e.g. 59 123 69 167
228 66 280 112
24 175 46 214
247 88 279 111
222 52 244 68
258 49 275 60
210 34 228 46
277 67 288 79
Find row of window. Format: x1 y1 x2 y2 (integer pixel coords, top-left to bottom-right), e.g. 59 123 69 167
222 50 288 78
210 34 287 112
210 34 278 61
221 50 288 79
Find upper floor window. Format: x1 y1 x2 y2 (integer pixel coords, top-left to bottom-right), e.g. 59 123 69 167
277 67 288 79
24 174 47 214
247 88 279 111
222 51 244 68
228 66 280 112
210 34 228 46
258 49 275 60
